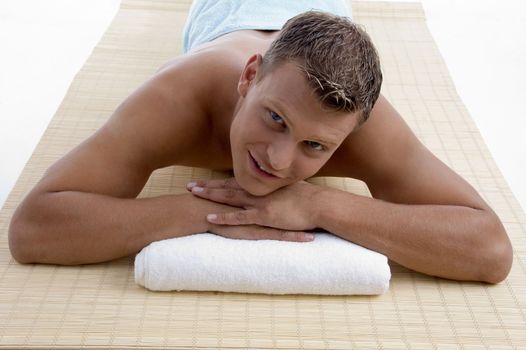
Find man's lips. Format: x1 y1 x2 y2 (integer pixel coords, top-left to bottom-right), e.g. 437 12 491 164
248 151 280 178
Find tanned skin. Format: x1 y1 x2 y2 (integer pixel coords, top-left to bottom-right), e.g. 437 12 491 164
8 30 512 283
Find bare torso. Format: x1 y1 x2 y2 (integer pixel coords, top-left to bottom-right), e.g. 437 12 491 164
160 30 286 170
29 27 488 208
11 27 508 279
155 29 357 176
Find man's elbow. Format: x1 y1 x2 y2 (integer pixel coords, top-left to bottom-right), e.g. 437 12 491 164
8 213 35 264
8 195 44 264
479 213 513 284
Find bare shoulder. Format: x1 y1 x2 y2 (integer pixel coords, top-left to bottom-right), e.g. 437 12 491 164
320 95 491 209
30 53 220 199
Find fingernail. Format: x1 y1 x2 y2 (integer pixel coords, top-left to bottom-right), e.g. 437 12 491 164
192 186 204 193
305 234 314 241
187 182 197 189
207 214 217 221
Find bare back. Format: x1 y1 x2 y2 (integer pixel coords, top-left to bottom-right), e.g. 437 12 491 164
26 30 280 199
33 28 490 212
10 28 507 273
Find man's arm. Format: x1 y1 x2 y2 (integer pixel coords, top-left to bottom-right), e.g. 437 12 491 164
315 187 509 283
317 94 512 283
8 54 312 265
185 94 513 283
10 191 218 265
8 58 215 265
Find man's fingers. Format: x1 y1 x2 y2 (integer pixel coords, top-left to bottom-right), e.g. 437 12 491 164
208 223 316 243
261 228 315 243
207 209 260 225
186 178 241 191
191 186 255 207
207 212 316 242
259 227 314 242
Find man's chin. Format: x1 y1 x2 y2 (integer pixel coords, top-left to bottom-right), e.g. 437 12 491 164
238 179 274 197
233 172 278 197
248 186 276 197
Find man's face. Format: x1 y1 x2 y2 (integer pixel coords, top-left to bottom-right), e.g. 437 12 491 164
230 55 358 196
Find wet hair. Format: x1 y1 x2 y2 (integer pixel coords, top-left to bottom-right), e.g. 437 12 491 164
257 11 382 125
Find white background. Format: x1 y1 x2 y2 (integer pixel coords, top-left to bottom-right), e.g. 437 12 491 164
1 0 525 213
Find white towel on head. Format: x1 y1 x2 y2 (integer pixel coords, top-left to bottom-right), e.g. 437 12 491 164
135 232 390 295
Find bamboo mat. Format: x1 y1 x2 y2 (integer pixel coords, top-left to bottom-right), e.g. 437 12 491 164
1 0 525 348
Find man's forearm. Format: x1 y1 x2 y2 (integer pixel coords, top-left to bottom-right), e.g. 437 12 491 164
315 188 512 283
9 191 218 265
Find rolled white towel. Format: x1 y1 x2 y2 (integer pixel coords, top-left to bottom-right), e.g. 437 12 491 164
135 232 390 295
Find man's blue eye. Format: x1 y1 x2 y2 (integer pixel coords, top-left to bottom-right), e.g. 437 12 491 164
304 140 324 151
270 111 284 125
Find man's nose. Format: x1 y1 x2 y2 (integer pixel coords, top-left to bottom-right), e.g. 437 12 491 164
267 140 295 171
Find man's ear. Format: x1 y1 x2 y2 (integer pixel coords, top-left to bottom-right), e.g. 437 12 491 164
238 54 263 97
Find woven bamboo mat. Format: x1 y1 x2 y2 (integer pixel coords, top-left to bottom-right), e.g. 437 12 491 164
1 0 525 348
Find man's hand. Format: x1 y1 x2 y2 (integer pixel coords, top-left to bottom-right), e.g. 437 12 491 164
206 223 315 243
186 178 325 232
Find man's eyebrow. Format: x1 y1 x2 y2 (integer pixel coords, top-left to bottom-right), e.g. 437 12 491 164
266 97 340 146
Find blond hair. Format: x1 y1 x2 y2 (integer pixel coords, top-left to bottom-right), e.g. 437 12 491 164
258 11 382 125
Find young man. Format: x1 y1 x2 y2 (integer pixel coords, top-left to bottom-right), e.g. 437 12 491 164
8 1 512 283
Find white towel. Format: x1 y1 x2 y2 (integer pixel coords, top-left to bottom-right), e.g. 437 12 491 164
135 232 390 295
